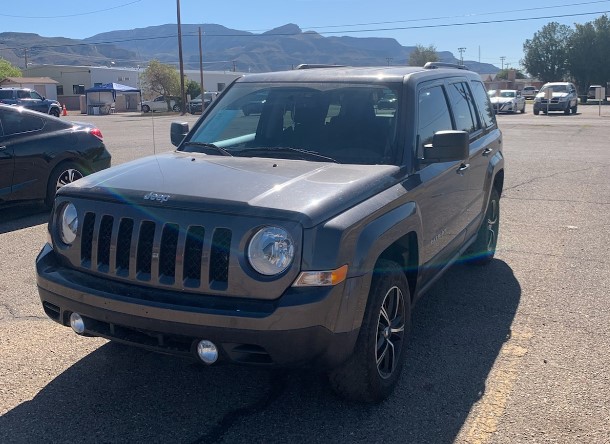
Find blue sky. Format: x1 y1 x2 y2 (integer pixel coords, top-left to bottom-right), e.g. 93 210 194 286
1 0 609 69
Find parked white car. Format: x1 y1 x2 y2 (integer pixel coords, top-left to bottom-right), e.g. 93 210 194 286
141 96 181 113
488 89 526 114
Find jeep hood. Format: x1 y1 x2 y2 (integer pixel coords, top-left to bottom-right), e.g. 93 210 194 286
61 152 400 227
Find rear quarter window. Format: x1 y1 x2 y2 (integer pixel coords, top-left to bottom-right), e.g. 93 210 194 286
470 80 496 129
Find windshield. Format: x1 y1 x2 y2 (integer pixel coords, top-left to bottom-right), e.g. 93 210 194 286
499 91 516 98
541 84 567 93
181 82 400 165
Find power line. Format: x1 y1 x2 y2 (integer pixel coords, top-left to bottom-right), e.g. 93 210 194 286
0 0 142 19
251 0 610 32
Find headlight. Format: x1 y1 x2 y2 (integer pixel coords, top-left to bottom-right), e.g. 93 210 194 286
247 226 294 275
558 97 567 102
59 202 78 245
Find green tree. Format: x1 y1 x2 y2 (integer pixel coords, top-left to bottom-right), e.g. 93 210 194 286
522 22 573 83
186 79 201 100
495 69 526 80
567 15 610 92
141 60 180 110
408 44 439 66
0 58 22 79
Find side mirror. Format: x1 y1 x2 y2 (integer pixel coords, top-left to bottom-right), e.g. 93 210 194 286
170 121 189 147
422 130 469 163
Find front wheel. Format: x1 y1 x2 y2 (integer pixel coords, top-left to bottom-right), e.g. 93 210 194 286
45 162 85 207
49 108 60 117
141 105 150 113
329 259 411 403
572 104 578 114
466 187 500 266
533 108 539 115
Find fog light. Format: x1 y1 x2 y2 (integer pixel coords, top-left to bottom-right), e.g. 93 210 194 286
197 340 218 364
69 312 85 334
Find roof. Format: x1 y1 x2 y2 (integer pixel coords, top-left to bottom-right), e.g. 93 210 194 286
0 77 59 85
236 65 479 84
85 82 140 93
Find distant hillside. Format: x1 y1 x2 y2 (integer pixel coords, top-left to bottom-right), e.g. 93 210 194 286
1 25 499 74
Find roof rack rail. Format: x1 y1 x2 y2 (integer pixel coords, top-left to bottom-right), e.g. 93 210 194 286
423 62 467 70
295 64 346 70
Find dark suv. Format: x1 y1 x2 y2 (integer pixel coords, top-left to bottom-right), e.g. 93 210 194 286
36 63 504 402
0 87 62 117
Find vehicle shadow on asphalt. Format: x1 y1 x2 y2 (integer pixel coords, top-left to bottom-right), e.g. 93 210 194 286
0 260 520 443
0 203 49 233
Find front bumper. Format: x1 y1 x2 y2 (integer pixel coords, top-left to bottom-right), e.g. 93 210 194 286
534 101 569 112
36 244 361 369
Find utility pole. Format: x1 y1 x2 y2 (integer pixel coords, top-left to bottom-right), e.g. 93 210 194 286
500 56 506 71
198 27 204 99
176 0 186 115
458 47 466 65
24 48 28 69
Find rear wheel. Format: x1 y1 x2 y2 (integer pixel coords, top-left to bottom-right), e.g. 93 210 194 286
45 161 85 207
172 104 181 112
329 259 411 403
466 187 500 266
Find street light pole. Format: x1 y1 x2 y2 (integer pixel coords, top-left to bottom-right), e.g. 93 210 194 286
176 0 186 115
458 47 466 65
500 56 506 71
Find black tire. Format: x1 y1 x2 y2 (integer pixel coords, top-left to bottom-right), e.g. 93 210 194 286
142 105 150 113
533 108 539 115
172 104 181 112
329 259 411 403
466 187 500 266
572 104 578 114
564 105 570 115
49 108 60 118
45 161 85 207
520 104 526 114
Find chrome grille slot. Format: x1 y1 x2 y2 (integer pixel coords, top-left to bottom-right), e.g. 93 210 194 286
159 223 179 285
80 212 95 266
97 215 114 272
116 218 134 276
183 226 205 287
210 228 231 289
136 221 155 281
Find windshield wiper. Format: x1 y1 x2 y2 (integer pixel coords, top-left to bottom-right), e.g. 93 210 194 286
238 147 338 163
181 141 232 156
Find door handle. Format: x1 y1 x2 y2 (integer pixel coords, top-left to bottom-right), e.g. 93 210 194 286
456 163 470 175
482 147 493 156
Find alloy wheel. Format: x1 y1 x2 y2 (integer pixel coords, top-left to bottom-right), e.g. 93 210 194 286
56 168 83 191
376 285 406 379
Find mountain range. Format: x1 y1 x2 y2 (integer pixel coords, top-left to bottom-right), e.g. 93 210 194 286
0 24 499 74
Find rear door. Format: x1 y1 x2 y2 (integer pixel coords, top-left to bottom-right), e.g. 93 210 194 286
466 79 502 234
0 109 55 201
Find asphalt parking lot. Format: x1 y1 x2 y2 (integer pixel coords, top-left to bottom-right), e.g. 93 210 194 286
1 104 609 443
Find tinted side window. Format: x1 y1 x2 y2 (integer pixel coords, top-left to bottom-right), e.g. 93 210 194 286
417 85 452 154
0 111 45 136
446 82 478 133
0 90 13 100
470 80 496 129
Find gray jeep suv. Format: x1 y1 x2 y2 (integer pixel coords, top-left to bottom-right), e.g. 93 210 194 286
36 63 504 402
533 81 578 115
0 87 62 117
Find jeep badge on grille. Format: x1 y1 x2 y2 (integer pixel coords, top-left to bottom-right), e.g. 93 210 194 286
143 192 171 202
